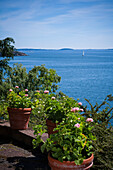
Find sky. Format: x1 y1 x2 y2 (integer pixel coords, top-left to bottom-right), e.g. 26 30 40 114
0 0 113 49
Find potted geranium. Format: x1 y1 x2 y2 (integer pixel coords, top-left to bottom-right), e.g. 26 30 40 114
7 86 34 130
34 90 84 136
33 109 96 170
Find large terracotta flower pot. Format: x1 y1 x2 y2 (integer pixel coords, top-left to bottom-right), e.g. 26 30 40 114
46 119 58 136
7 108 32 130
48 153 94 170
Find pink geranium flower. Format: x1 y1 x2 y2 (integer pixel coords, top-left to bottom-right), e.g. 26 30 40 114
86 118 93 122
9 89 13 92
25 89 28 92
15 86 19 88
78 102 82 106
74 123 80 128
51 97 55 100
71 107 79 112
80 109 84 112
44 90 49 94
25 94 28 97
36 90 40 93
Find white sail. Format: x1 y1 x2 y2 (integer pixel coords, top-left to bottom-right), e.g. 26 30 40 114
82 51 84 56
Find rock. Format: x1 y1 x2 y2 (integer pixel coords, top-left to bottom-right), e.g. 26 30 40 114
0 51 28 57
13 51 28 56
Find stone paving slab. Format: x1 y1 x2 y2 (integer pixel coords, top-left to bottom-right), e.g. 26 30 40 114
0 121 50 170
0 121 48 146
0 138 50 170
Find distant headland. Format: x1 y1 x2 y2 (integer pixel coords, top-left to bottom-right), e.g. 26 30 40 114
59 48 74 51
17 48 75 51
0 51 27 57
17 48 113 51
13 50 28 56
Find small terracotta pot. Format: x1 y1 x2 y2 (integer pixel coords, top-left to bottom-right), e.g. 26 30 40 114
46 119 59 136
8 108 31 130
48 153 94 170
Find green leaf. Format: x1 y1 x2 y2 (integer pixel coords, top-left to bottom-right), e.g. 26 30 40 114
41 143 46 153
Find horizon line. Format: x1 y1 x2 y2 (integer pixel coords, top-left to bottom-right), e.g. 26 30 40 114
17 48 113 50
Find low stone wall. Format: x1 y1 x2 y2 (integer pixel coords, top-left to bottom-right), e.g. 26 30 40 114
0 120 48 147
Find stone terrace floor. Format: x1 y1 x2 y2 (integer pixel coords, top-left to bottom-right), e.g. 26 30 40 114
0 120 50 170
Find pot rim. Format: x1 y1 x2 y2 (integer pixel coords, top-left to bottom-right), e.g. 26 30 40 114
7 107 32 111
48 152 94 165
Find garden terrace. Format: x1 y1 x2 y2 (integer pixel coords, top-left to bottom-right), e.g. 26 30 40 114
0 120 50 170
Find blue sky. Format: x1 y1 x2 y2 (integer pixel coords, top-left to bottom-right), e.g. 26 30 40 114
0 0 113 49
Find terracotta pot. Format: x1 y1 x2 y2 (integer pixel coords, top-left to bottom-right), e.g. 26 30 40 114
46 119 59 136
48 153 94 170
7 108 32 130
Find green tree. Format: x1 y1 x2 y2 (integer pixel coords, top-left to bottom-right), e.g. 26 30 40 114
0 63 61 100
0 37 15 57
0 37 15 82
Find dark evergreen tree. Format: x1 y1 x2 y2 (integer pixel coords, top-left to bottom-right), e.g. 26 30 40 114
0 37 15 82
0 37 15 57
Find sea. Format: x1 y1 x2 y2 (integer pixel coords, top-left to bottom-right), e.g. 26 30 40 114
9 49 113 124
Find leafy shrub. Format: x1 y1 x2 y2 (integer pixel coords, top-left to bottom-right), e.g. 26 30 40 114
0 100 8 120
82 96 113 169
33 108 96 165
0 63 61 100
7 88 33 108
30 90 83 129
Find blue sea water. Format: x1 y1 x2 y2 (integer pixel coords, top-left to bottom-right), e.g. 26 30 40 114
9 49 113 123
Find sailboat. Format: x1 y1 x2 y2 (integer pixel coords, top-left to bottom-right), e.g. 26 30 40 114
82 50 84 56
